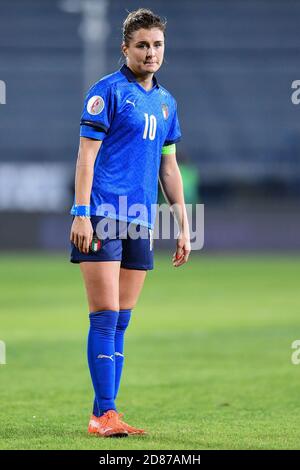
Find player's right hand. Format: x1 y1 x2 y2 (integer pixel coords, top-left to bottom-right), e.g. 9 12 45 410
70 217 94 254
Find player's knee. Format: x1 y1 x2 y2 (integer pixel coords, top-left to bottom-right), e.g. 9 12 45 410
119 301 135 310
89 302 120 313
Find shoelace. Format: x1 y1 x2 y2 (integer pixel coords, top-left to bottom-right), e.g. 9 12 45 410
100 410 117 426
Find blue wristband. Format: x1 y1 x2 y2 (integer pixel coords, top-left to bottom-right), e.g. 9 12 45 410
70 205 91 217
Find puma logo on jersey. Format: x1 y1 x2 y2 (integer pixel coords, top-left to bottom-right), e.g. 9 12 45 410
97 354 114 361
126 99 136 107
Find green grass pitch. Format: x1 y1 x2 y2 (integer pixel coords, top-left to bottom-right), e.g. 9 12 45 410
0 253 300 450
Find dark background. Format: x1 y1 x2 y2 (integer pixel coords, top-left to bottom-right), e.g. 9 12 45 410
0 0 299 251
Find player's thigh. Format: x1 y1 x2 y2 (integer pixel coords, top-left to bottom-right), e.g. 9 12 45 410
119 268 147 310
80 261 121 312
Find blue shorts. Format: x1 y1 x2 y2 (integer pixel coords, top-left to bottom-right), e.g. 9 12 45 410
70 216 154 270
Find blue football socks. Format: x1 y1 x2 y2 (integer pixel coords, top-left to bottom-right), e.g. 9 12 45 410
88 310 118 417
114 309 131 399
91 309 132 417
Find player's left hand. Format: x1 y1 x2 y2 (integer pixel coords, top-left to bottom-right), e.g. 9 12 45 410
172 232 191 267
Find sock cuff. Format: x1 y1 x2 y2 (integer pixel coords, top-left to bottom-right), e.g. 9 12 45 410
116 309 131 331
89 310 119 331
89 310 118 317
119 309 132 315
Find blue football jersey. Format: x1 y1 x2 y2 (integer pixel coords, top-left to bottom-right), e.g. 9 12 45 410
73 64 181 228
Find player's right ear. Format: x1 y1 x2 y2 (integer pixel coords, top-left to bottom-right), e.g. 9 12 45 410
121 42 128 59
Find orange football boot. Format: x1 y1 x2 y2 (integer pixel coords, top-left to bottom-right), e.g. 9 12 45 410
88 411 146 436
88 410 128 438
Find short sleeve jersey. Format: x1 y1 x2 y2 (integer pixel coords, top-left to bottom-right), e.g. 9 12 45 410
75 64 181 229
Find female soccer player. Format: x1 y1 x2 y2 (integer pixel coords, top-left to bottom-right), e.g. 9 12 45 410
70 8 191 437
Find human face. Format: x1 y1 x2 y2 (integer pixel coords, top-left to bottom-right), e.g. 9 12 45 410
122 27 165 76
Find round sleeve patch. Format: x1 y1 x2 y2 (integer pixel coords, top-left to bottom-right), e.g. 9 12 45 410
87 95 105 115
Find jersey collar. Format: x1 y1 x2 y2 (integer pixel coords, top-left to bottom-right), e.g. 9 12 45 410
120 64 159 88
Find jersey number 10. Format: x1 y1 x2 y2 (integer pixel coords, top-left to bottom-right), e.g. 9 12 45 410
143 113 157 141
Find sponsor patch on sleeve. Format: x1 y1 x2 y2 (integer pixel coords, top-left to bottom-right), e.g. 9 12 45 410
87 95 105 115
